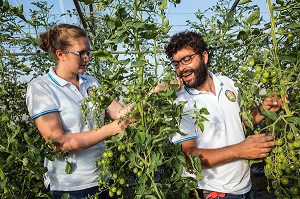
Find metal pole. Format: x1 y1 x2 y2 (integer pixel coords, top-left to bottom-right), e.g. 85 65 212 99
72 0 88 30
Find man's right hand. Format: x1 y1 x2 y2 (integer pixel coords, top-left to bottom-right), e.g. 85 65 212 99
153 77 182 93
238 134 276 159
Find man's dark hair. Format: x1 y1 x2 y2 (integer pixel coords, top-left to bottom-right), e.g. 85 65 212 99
165 31 209 59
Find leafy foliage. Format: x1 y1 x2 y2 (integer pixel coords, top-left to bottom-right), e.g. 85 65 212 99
0 1 67 198
79 0 203 198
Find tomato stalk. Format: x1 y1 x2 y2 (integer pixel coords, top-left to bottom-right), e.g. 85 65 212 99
267 0 292 116
132 0 146 128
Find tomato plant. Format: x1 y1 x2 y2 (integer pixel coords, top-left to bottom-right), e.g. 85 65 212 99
80 1 205 198
2 0 299 198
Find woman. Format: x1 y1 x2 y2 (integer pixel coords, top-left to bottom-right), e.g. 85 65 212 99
26 24 129 198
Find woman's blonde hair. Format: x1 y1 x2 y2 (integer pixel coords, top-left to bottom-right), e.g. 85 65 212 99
39 24 88 59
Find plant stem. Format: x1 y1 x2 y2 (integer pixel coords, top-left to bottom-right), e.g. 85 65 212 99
267 0 292 116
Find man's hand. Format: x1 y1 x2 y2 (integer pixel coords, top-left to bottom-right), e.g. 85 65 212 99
252 95 289 125
261 96 287 113
238 134 276 159
153 77 182 93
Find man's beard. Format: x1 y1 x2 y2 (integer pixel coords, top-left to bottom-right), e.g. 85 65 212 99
179 57 208 88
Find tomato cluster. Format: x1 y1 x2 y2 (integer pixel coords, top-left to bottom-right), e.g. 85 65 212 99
96 140 133 197
264 131 300 198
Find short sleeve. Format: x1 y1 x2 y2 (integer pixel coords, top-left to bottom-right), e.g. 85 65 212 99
26 80 59 120
171 114 197 144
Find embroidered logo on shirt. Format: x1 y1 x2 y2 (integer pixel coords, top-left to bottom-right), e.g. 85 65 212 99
225 90 236 102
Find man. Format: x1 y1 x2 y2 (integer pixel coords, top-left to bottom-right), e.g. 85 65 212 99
165 31 283 199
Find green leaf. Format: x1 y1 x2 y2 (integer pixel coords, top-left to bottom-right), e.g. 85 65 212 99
261 109 278 121
171 163 183 181
241 111 253 130
131 60 147 67
16 5 27 22
65 161 72 174
140 31 158 39
165 89 175 97
280 55 297 63
159 0 167 10
190 154 203 180
137 173 148 184
134 131 146 144
246 9 260 25
61 193 71 199
93 50 112 60
237 30 248 41
1 115 9 122
286 116 300 125
0 178 8 190
106 20 115 30
286 22 300 28
199 107 209 115
144 134 152 146
239 0 252 5
131 21 145 29
177 154 186 164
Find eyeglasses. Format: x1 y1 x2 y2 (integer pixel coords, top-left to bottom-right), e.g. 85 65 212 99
172 52 200 69
62 49 91 60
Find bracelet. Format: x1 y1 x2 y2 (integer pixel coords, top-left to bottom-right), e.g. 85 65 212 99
257 105 263 115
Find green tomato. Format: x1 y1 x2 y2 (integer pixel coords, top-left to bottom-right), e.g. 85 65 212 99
118 177 125 185
242 65 248 71
255 65 262 73
265 164 271 170
287 133 293 140
261 78 267 84
248 58 255 67
262 71 270 78
133 167 138 174
116 188 123 196
127 142 133 148
137 171 143 177
288 33 294 40
111 186 117 193
118 144 124 151
108 190 114 197
112 173 118 179
119 155 126 162
293 140 300 148
102 151 108 158
270 70 276 77
139 161 144 167
290 187 299 195
277 27 284 35
280 177 289 186
289 164 296 171
107 150 113 158
276 138 284 146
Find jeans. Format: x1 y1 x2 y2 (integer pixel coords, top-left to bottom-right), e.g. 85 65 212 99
49 186 114 199
203 190 254 199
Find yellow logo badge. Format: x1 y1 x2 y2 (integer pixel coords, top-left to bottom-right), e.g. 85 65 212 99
225 90 236 102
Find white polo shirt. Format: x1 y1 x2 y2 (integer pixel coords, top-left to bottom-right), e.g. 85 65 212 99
26 66 105 191
171 72 251 194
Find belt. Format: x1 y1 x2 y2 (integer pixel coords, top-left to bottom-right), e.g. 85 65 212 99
192 189 226 199
200 189 251 199
205 191 226 199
